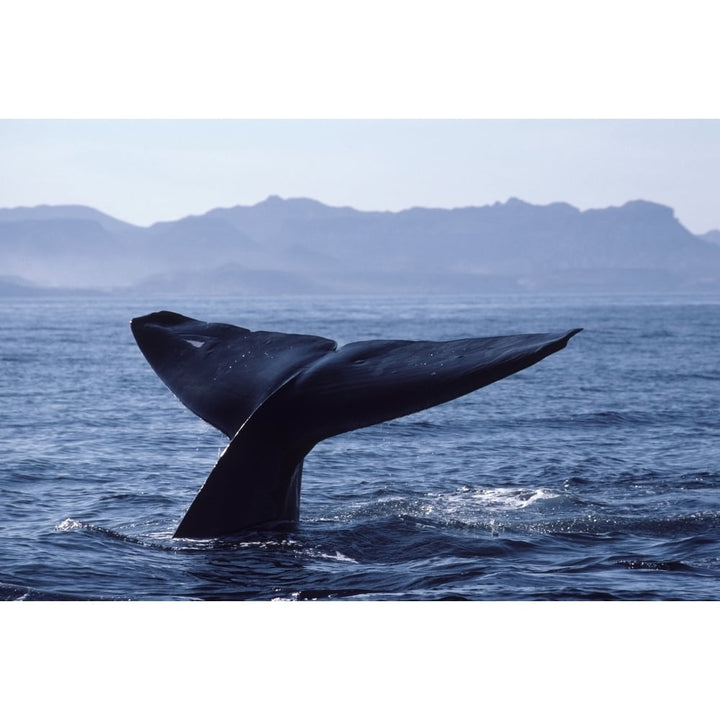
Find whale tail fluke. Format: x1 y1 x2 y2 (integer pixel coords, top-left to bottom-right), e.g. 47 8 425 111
131 312 581 538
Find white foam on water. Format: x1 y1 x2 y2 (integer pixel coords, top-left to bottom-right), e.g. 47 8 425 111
473 487 560 509
428 486 560 515
54 518 84 532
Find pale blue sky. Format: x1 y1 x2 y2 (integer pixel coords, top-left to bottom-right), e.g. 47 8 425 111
2 119 719 234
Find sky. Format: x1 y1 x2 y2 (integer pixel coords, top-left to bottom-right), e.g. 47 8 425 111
2 119 720 235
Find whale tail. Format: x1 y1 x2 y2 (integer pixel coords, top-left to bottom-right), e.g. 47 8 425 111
131 312 581 538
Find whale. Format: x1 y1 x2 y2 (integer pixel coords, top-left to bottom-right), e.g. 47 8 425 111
131 311 581 538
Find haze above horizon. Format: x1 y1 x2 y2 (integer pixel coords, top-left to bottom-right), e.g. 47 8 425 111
2 119 719 234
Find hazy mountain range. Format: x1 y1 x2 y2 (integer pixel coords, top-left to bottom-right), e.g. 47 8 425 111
2 196 720 295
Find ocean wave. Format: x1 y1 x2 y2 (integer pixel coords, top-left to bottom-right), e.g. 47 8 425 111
0 581 86 601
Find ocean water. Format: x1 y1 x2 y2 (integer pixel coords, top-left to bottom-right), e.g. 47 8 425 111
1 293 719 601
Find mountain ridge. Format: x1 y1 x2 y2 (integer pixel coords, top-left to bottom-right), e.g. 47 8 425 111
2 196 719 294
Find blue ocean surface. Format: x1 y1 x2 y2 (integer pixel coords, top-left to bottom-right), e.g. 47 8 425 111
1 293 719 600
